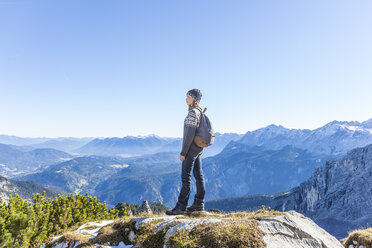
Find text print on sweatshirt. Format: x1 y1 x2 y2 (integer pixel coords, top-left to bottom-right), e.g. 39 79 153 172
180 106 204 157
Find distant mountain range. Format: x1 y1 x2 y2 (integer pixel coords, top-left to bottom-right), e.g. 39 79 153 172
76 132 243 158
14 152 181 196
2 117 372 158
0 135 51 146
15 155 131 195
3 117 372 220
0 135 94 153
76 135 176 157
22 138 94 153
0 143 73 178
0 132 242 158
205 143 372 239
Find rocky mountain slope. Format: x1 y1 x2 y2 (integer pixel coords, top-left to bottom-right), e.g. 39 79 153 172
206 143 372 239
15 155 131 195
0 175 59 203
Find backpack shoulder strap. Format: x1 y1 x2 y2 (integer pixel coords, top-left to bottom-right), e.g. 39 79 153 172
193 107 206 114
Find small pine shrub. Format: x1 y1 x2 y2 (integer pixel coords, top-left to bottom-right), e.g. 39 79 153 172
0 191 119 248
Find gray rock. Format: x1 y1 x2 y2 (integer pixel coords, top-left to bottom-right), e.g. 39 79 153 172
259 211 343 248
126 209 133 216
137 200 153 215
131 210 342 248
46 210 342 248
128 231 136 242
132 216 180 231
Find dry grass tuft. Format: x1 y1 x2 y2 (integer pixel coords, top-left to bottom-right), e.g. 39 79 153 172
342 227 372 247
133 212 157 218
169 206 283 220
168 218 265 248
90 220 127 246
81 224 102 230
224 208 283 219
57 231 92 247
134 219 181 248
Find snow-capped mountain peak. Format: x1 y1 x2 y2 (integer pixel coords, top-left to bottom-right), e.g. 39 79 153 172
238 117 372 155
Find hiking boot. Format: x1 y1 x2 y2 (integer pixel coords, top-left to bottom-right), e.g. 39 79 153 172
186 204 205 212
166 208 186 215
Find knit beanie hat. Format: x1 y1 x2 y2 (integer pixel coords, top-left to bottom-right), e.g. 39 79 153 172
187 89 202 103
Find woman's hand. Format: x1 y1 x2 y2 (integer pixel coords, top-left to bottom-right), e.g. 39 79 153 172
180 155 186 162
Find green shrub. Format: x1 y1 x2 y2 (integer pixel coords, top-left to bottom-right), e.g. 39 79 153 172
0 191 119 248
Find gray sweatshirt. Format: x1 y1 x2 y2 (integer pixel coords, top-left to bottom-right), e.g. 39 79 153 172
180 106 204 157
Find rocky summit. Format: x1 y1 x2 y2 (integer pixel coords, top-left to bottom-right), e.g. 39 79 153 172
43 209 343 248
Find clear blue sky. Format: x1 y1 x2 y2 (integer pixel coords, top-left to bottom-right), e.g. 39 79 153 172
1 0 371 138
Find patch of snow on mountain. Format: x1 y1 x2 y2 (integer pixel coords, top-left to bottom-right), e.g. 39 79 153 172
111 164 130 168
339 124 357 131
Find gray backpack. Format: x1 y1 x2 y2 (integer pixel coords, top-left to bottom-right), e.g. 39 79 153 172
193 107 215 147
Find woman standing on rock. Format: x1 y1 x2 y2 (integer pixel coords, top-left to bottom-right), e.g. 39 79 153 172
166 89 206 215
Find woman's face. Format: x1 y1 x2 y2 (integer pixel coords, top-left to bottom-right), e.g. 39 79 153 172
186 94 194 106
